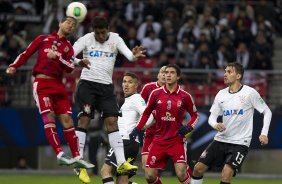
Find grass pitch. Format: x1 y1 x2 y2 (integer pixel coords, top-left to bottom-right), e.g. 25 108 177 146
0 175 281 184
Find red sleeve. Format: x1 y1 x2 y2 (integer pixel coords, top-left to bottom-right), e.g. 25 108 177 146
136 90 157 130
184 94 199 128
9 35 45 68
140 85 149 102
57 46 74 73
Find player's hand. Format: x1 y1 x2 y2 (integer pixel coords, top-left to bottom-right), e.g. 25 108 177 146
6 67 16 75
78 59 91 69
259 134 268 146
129 128 141 140
132 45 146 59
214 123 225 132
178 125 193 138
47 50 57 59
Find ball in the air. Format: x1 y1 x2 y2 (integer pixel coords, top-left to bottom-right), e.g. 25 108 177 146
66 2 87 23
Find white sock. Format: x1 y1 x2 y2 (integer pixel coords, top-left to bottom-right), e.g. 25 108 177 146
191 178 203 184
108 131 126 165
57 151 64 158
75 130 86 158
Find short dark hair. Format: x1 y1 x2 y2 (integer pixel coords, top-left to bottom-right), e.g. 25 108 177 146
165 64 181 76
124 72 139 82
92 16 108 29
226 62 244 80
62 16 77 24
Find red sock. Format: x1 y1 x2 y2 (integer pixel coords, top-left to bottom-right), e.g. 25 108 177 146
44 124 63 155
64 126 80 158
180 175 190 184
187 165 192 180
149 177 162 184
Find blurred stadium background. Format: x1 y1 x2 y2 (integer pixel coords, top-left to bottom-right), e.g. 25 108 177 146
0 0 282 183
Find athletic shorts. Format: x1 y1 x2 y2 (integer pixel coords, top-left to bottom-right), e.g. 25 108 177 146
146 141 187 170
198 140 249 175
105 139 140 176
32 78 72 115
141 135 154 155
75 79 120 119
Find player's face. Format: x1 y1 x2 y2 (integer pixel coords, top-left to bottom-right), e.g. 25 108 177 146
122 76 138 97
165 67 179 85
224 66 241 85
94 28 109 43
60 17 77 35
157 66 166 85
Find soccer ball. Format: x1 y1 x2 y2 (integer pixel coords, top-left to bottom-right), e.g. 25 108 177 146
66 2 87 23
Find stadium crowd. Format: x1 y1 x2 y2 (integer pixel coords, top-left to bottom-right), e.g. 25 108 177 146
0 0 281 106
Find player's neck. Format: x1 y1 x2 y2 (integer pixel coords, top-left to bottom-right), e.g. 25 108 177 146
229 82 242 93
57 30 66 38
166 83 177 93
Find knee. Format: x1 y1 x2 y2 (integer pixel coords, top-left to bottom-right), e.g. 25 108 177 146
105 117 118 132
77 116 91 129
193 163 207 177
100 164 112 178
221 166 233 182
145 170 157 183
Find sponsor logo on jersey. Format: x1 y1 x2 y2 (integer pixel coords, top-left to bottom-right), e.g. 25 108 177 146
64 46 69 53
223 109 244 116
161 112 176 121
44 48 61 57
89 50 114 58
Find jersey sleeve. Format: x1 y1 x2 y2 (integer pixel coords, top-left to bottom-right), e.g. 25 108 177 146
184 94 199 128
73 35 87 57
210 91 223 116
250 88 268 113
116 36 136 62
136 91 157 130
9 35 44 68
140 85 149 102
133 95 147 115
58 45 74 73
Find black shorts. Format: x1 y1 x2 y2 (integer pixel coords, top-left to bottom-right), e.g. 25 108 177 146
75 79 120 119
198 140 249 175
105 139 140 176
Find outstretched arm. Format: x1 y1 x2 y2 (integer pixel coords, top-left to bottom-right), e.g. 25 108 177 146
259 107 272 145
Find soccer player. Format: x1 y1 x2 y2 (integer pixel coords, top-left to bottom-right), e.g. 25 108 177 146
72 16 145 183
140 66 165 169
191 62 272 184
5 17 94 169
130 64 199 184
101 72 151 184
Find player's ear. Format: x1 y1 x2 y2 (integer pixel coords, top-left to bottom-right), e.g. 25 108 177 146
236 73 242 80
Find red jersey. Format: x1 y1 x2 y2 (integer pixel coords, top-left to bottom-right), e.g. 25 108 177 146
140 81 161 137
9 32 74 80
136 85 199 144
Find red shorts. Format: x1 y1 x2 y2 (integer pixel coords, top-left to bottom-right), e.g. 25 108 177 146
32 78 72 115
146 141 187 170
142 135 153 155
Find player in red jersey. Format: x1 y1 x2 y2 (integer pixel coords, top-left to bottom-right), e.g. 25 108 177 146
140 66 166 169
130 64 199 184
6 17 94 169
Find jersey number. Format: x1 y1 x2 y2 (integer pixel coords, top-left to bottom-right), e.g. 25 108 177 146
235 152 244 164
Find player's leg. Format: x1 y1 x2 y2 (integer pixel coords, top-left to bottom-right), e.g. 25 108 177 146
141 134 153 170
32 79 74 165
75 79 96 157
174 162 190 184
101 162 114 184
221 144 248 184
191 141 223 184
101 84 137 174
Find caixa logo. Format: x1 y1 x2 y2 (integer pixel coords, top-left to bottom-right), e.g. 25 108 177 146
223 109 244 116
89 50 114 58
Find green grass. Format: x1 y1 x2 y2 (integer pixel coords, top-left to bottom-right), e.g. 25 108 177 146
0 175 281 184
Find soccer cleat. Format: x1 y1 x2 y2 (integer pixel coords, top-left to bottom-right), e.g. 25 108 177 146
57 153 76 166
73 158 95 169
117 158 138 174
73 168 90 184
